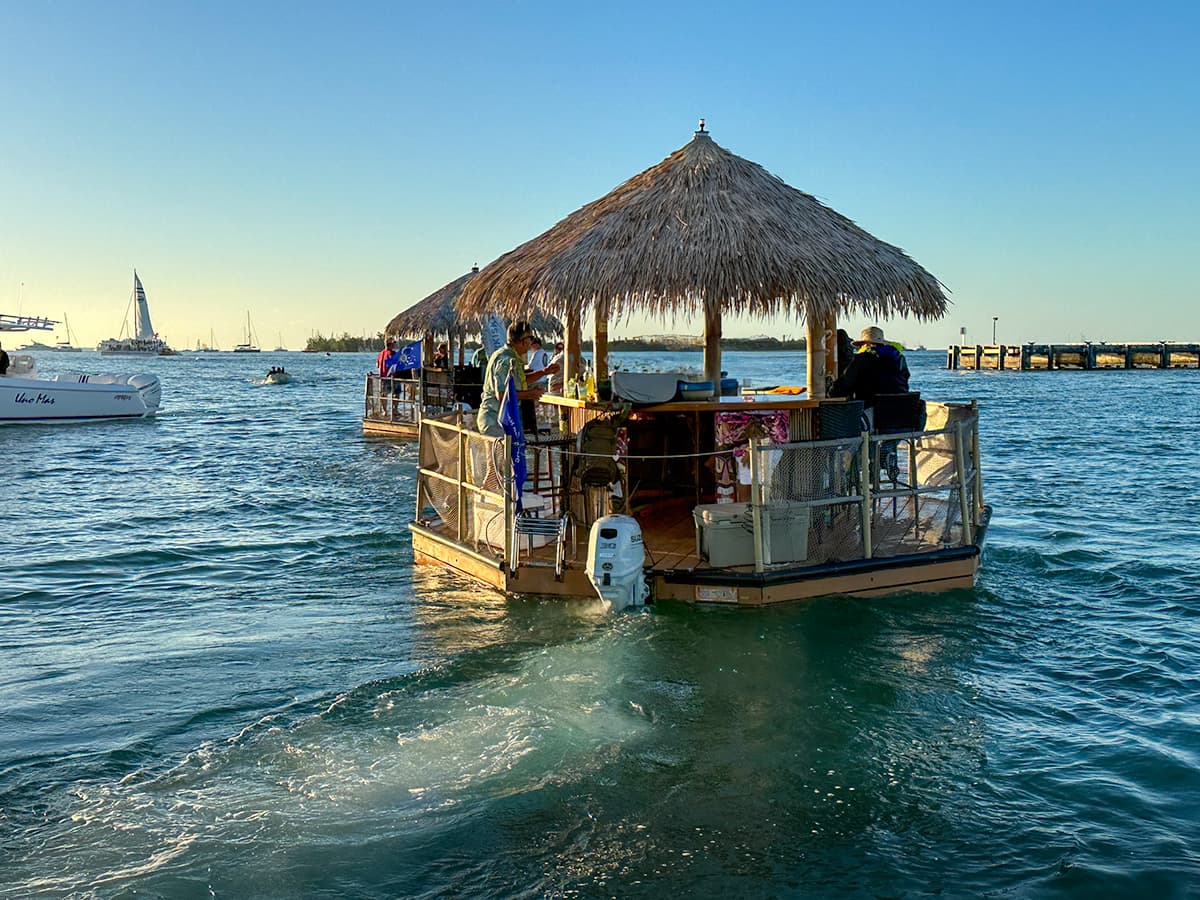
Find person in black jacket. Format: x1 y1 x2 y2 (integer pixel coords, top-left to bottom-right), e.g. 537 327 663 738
0 341 9 376
829 326 909 408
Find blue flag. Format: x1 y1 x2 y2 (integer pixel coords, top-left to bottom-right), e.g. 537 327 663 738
388 340 422 373
498 373 527 512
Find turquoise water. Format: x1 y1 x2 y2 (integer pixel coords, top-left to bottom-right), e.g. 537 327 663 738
3 350 1199 898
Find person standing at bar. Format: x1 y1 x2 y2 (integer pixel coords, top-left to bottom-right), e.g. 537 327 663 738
478 321 558 437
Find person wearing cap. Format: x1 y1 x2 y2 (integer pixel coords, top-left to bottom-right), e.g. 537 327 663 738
829 325 910 409
478 320 560 436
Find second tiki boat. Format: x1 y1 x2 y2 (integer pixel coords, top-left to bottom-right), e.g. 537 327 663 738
409 122 989 607
363 267 560 438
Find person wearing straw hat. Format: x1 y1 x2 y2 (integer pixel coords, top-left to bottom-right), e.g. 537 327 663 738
830 325 910 409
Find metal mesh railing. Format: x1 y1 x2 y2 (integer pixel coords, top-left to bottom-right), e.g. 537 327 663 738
415 414 572 562
750 403 981 567
364 372 463 424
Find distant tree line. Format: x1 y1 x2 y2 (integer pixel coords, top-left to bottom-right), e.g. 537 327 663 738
582 335 808 352
305 332 386 352
300 333 809 353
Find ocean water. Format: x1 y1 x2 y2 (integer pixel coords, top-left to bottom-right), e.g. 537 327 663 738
3 349 1199 898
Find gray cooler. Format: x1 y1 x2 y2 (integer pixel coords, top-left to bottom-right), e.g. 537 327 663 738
693 502 754 567
692 501 810 567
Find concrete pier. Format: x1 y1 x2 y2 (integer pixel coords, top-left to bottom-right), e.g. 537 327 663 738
947 342 1200 371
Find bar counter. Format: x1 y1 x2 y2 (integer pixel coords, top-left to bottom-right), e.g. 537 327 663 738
540 393 818 414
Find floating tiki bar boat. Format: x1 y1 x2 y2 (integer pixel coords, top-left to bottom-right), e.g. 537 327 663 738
410 122 990 606
363 267 560 438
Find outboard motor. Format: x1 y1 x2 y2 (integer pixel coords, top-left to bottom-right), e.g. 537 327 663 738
586 514 649 611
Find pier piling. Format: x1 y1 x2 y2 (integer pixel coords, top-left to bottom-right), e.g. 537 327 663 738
947 342 1200 371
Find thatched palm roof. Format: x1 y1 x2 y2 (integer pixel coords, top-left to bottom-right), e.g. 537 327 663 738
457 125 947 323
386 267 561 339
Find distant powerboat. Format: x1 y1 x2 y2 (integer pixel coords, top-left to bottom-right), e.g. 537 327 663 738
98 271 175 356
1 356 161 424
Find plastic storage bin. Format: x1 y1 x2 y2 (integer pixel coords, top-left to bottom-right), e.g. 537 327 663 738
759 500 810 564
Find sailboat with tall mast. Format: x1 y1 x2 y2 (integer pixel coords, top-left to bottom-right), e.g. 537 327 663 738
52 313 83 352
233 312 261 353
98 271 175 356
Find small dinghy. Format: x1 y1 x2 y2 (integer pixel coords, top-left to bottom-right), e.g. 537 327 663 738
1 356 161 424
265 367 293 384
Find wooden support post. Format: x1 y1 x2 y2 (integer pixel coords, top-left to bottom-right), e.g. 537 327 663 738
594 299 609 381
703 299 722 388
823 313 837 390
564 309 582 388
806 316 826 399
973 345 982 370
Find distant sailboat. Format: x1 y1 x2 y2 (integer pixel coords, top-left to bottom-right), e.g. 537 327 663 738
273 332 287 352
52 314 83 352
98 271 175 356
233 312 261 353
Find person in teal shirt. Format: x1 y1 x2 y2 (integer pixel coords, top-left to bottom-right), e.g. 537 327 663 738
478 321 559 436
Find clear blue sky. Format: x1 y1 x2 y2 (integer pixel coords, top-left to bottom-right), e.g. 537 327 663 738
2 1 1196 349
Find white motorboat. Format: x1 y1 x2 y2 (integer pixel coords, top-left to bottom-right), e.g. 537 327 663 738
0 357 161 424
98 271 175 356
265 369 293 384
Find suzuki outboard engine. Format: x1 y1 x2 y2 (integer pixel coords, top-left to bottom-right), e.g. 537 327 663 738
586 515 649 611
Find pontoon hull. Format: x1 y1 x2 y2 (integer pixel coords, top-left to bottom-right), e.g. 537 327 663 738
410 508 989 605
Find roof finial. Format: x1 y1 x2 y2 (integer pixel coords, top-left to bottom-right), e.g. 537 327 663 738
695 118 707 136
471 262 479 273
